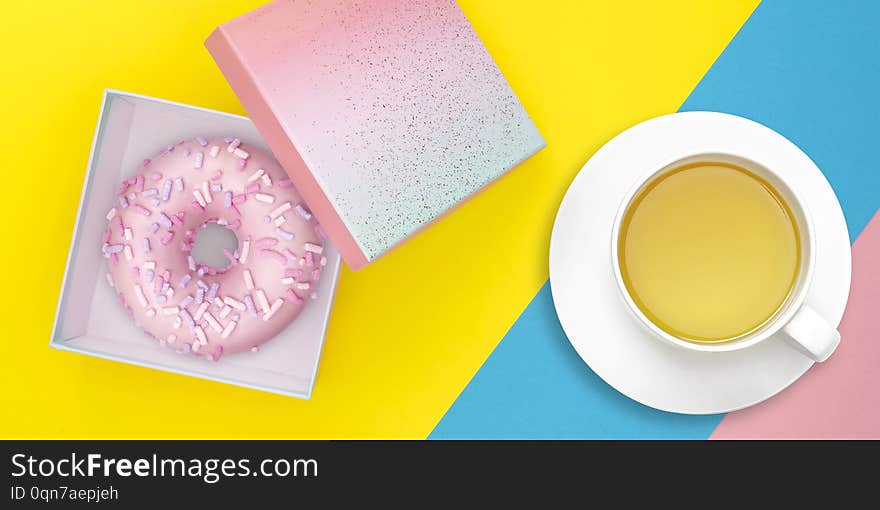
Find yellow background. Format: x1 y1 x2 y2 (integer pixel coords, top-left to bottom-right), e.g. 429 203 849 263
0 0 758 438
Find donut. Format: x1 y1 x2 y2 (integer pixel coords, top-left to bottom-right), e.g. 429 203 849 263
101 137 328 361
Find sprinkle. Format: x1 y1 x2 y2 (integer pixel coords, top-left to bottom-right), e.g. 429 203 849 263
262 298 283 321
166 334 177 345
161 306 179 316
218 305 232 319
233 148 249 159
119 196 129 209
153 276 165 295
221 321 237 339
295 282 310 290
240 237 251 263
273 216 286 227
261 249 287 265
193 190 206 207
243 295 257 316
282 249 298 262
314 224 327 240
260 174 272 187
180 343 192 354
103 244 124 254
195 136 208 147
304 243 323 254
202 182 213 204
209 145 220 158
195 287 205 303
245 183 260 194
206 282 220 301
281 277 295 285
179 295 194 309
310 292 318 300
106 208 117 221
162 180 172 201
170 213 183 226
134 285 148 307
179 274 191 288
123 245 133 261
134 204 151 216
220 296 244 311
123 228 132 241
210 345 224 361
187 255 196 271
243 270 255 290
135 175 145 192
210 183 222 193
227 138 241 152
196 279 208 289
160 231 174 245
204 312 223 333
150 172 163 181
278 179 293 188
194 152 204 169
146 307 156 317
211 170 223 181
232 194 246 204
286 288 303 304
157 212 172 228
142 188 159 197
255 237 278 248
224 137 233 143
295 203 312 220
183 148 191 157
174 177 184 191
194 326 208 345
224 191 232 208
254 193 275 204
275 227 294 240
180 310 195 329
255 289 270 313
305 251 314 266
312 269 321 281
173 316 182 329
251 346 259 352
238 158 247 170
106 273 114 288
284 268 303 279
143 261 156 270
149 223 160 234
193 302 209 321
247 168 265 183
269 202 292 219
263 215 271 224
320 256 327 267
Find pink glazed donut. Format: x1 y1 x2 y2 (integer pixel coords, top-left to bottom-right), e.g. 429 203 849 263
101 137 328 361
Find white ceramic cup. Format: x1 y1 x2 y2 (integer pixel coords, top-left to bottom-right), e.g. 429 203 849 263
610 153 840 362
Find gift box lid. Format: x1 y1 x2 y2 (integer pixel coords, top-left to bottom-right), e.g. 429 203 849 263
206 0 545 270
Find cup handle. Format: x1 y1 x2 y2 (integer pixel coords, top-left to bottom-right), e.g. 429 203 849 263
781 304 840 362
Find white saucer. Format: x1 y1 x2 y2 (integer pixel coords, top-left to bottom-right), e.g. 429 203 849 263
549 112 851 414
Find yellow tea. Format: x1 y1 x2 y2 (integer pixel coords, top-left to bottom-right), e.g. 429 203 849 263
617 162 801 343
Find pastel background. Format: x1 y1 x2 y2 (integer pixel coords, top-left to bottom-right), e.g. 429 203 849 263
2 0 877 439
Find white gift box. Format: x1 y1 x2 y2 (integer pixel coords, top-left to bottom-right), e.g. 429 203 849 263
50 90 341 399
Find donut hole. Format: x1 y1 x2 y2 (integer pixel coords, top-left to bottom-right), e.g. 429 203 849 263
191 223 239 271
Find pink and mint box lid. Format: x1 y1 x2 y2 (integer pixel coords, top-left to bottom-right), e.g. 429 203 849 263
206 0 545 270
